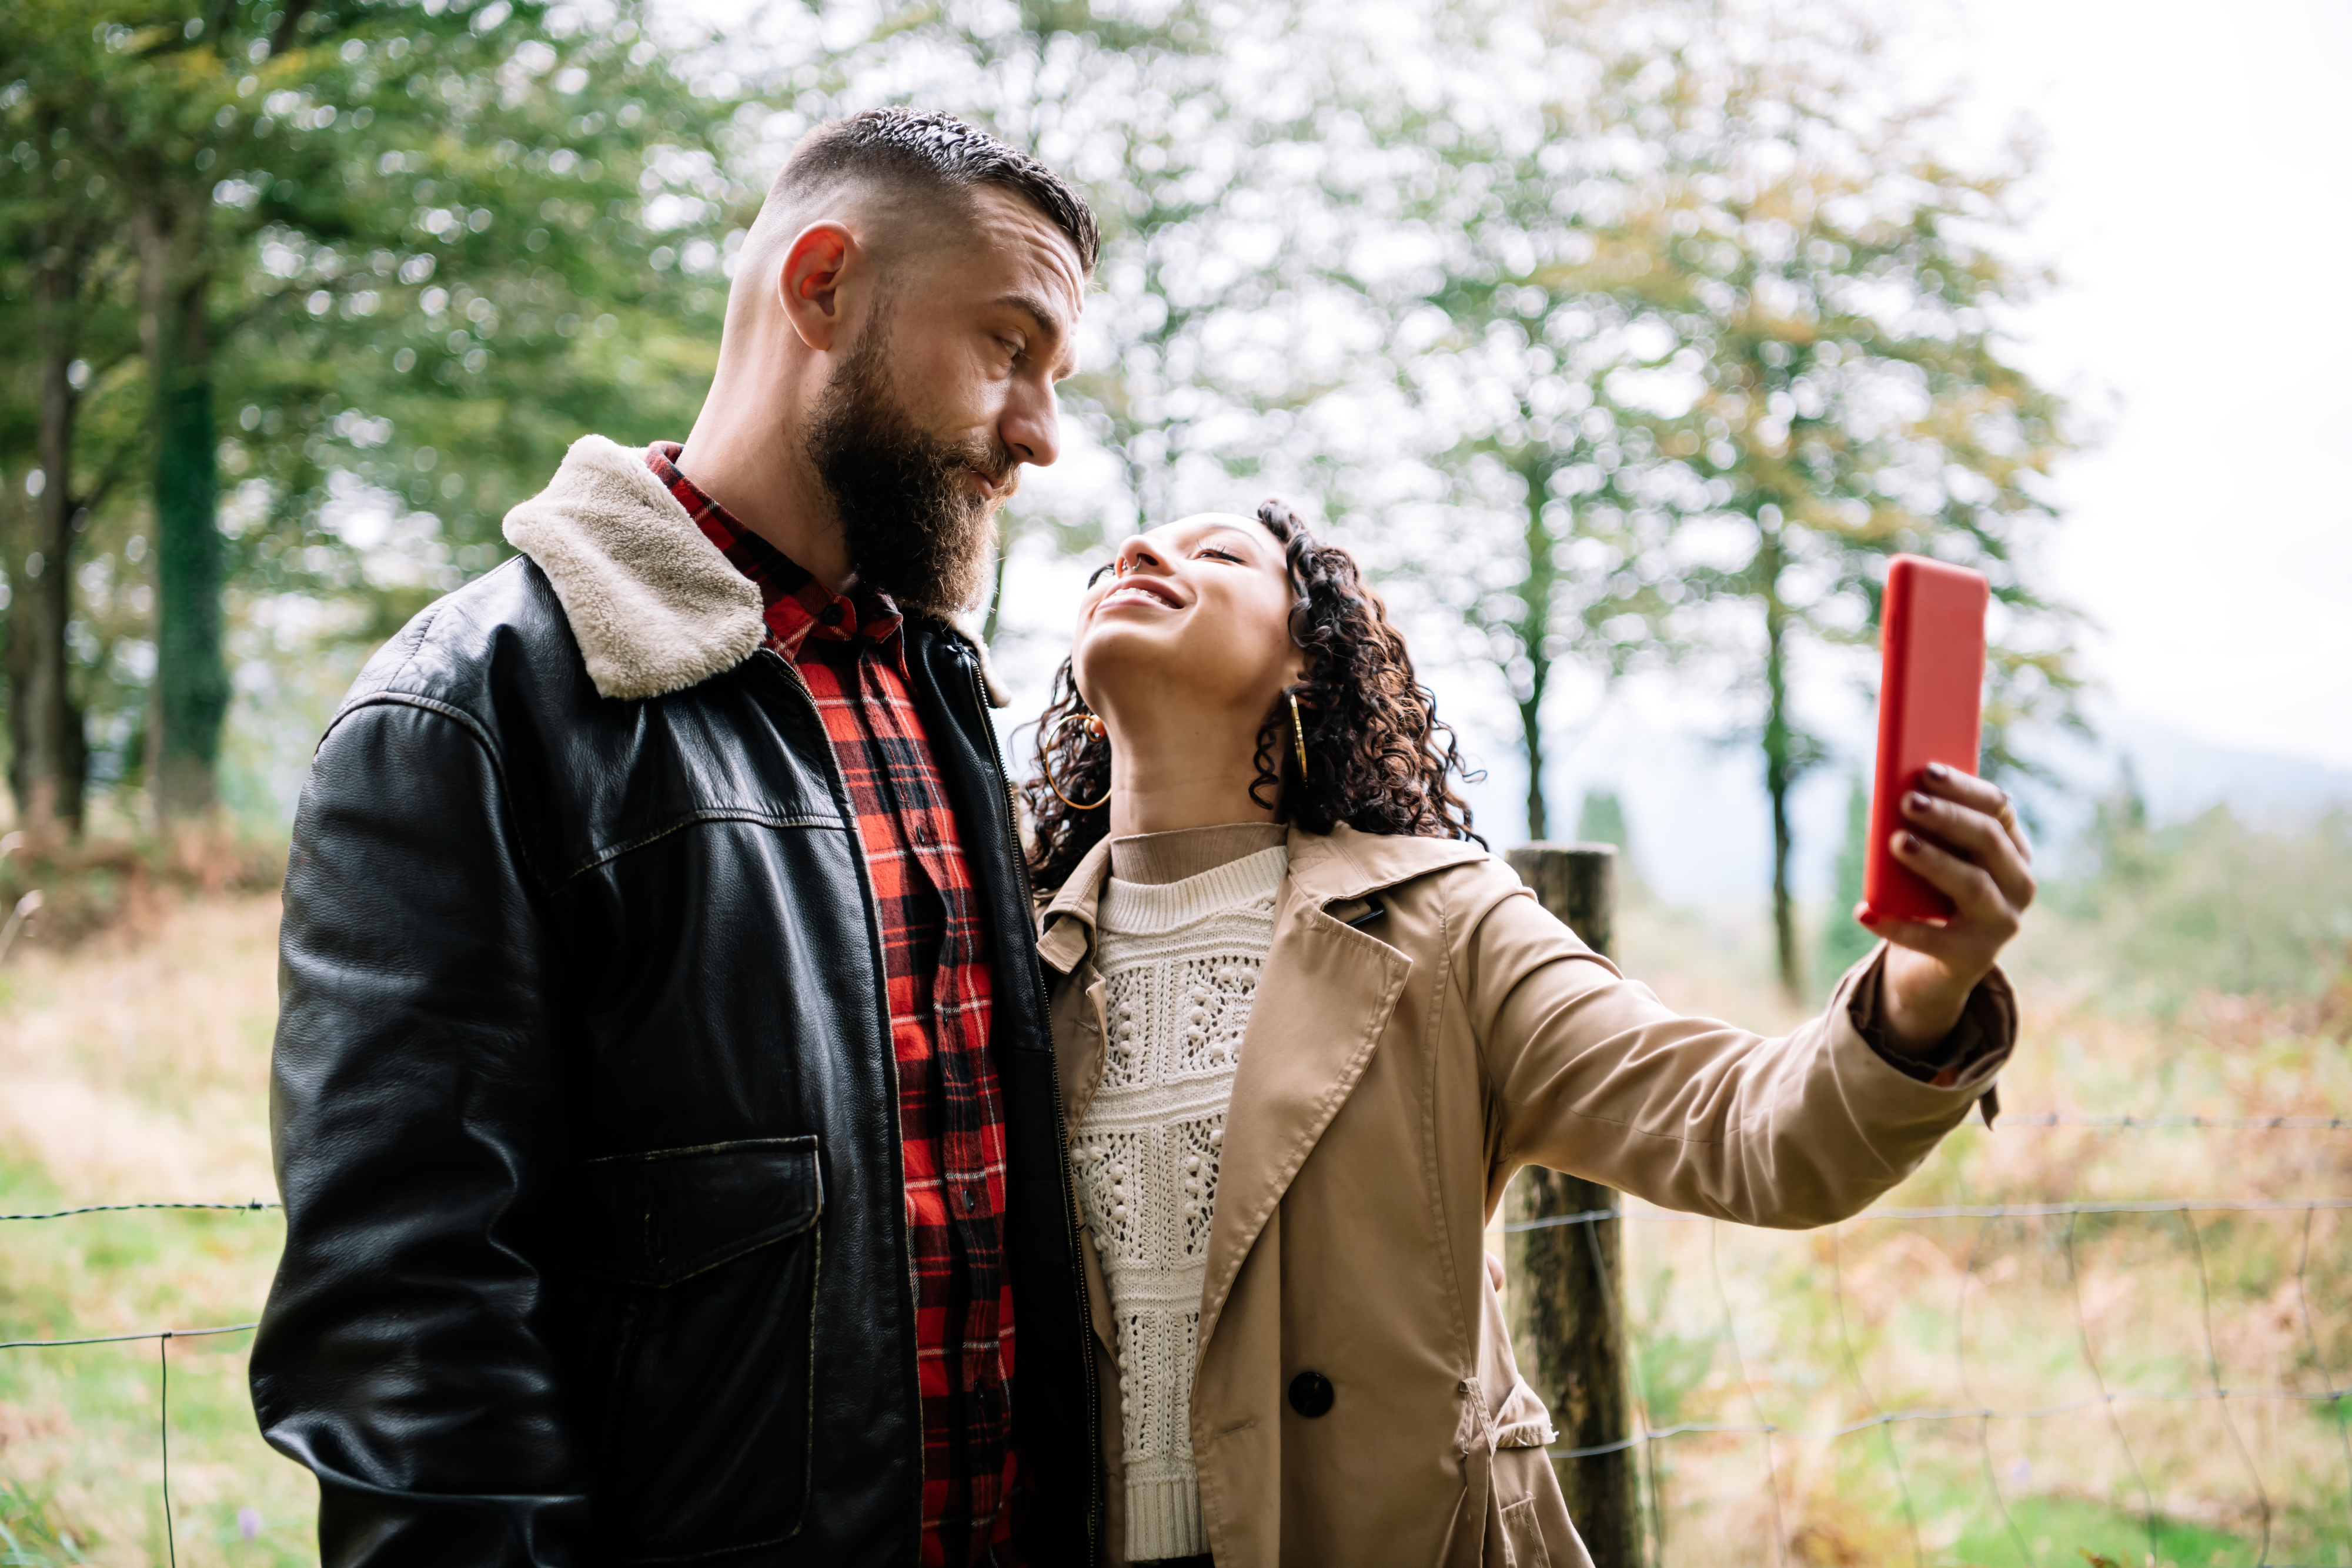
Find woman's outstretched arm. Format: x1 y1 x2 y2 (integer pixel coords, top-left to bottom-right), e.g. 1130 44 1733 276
1463 765 2030 1227
1459 900 2013 1231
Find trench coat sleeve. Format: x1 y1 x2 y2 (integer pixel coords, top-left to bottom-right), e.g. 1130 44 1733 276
250 698 589 1565
1456 871 2012 1228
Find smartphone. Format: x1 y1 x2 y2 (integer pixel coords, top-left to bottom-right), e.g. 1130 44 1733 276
1862 555 1989 923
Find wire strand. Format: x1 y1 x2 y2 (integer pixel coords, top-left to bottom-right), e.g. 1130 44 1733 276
1503 1195 2352 1233
0 1200 278 1221
1546 1385 2352 1458
159 1332 178 1568
0 1322 258 1350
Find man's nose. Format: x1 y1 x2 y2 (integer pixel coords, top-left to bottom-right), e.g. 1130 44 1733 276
1000 376 1061 470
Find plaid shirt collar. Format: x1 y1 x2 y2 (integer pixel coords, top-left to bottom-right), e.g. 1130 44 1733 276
644 441 904 658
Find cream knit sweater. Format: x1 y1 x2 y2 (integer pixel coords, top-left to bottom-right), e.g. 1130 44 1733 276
1073 834 1287 1563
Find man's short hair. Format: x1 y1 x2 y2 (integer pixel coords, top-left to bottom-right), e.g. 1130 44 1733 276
772 107 1101 276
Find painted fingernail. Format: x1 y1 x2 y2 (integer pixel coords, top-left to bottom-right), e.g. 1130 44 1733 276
1902 833 1920 852
1926 761 1949 779
1906 791 1930 811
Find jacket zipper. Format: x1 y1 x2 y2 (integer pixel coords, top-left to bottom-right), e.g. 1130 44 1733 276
754 645 926 1554
964 654 1102 1566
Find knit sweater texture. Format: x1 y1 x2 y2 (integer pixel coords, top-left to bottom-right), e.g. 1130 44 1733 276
1074 838 1287 1562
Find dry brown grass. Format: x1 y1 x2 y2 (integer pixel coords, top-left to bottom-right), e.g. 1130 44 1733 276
0 892 281 1205
0 891 295 1564
1572 907 2352 1567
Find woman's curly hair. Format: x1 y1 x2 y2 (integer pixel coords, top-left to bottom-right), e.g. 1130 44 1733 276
1022 500 1483 891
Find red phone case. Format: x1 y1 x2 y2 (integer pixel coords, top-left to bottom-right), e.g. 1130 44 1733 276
1863 555 1989 922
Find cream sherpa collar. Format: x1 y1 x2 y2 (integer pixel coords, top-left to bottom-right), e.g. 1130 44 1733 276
501 434 768 701
502 433 1011 706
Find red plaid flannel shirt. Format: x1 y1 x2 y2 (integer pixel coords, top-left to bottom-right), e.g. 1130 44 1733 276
648 443 1022 1567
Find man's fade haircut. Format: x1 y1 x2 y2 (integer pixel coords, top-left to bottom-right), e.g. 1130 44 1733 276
770 107 1100 276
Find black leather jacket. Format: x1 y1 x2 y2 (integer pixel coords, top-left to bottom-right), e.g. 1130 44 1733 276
252 543 1097 1565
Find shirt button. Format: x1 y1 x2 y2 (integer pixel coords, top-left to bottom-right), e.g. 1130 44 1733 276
962 1188 978 1212
818 603 844 627
914 824 933 847
1288 1370 1335 1418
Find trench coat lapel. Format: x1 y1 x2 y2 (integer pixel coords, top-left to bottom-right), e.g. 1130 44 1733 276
1194 837 1415 1358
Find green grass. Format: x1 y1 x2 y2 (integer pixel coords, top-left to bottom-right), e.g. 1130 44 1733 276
1942 1487 2249 1567
0 1151 306 1567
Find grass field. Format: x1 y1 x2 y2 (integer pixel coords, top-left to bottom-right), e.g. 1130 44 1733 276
1586 882 2352 1567
0 893 298 1564
0 824 2346 1564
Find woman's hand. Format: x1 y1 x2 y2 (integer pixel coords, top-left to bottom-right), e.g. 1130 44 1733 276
1858 761 2036 1056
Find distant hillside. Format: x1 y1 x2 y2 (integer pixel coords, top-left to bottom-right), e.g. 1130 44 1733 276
1471 698 2352 904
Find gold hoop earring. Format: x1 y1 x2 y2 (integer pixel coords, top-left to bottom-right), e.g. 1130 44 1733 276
1289 692 1310 781
1043 711 1110 811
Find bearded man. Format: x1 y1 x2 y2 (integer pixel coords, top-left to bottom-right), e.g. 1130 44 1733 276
252 109 1100 1568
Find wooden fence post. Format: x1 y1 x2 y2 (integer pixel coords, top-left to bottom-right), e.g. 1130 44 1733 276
1502 844 1641 1567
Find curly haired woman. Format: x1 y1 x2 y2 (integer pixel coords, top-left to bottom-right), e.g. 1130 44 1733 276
1023 503 2033 1568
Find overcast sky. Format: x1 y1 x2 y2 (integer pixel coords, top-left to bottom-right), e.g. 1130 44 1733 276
1913 0 2352 768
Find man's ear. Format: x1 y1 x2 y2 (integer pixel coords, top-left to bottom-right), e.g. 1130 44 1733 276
776 220 860 352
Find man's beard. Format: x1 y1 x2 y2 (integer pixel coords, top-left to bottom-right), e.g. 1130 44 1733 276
803 309 1008 618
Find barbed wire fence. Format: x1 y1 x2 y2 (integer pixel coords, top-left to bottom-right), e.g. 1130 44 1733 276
0 1198 273 1567
2 1132 2345 1565
1496 1174 2352 1567
0 850 2345 1564
1490 846 2352 1568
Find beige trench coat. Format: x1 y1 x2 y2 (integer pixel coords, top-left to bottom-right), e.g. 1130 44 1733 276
1037 825 2012 1568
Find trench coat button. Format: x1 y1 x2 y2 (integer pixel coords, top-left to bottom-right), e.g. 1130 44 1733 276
1287 1370 1335 1418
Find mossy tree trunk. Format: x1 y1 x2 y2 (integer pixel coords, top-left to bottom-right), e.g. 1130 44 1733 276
1511 448 1563 842
1756 528 1813 1004
136 199 229 824
20 288 89 834
11 149 91 836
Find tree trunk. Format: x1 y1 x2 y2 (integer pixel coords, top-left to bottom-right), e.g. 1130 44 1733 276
2 491 26 823
1762 592 1800 1001
1515 452 1559 841
137 204 229 823
11 229 89 835
1518 686 1548 842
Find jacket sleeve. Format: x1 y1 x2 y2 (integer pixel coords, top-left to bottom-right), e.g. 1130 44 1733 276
250 697 589 1565
1458 874 2013 1228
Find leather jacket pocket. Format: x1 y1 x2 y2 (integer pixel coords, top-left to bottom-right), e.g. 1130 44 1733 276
569 1136 823 1562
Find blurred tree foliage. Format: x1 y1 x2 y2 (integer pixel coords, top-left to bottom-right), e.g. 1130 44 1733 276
1 0 742 825
1390 0 2080 995
4 0 2084 941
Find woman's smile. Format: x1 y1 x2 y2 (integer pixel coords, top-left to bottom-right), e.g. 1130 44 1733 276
1098 578 1184 611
